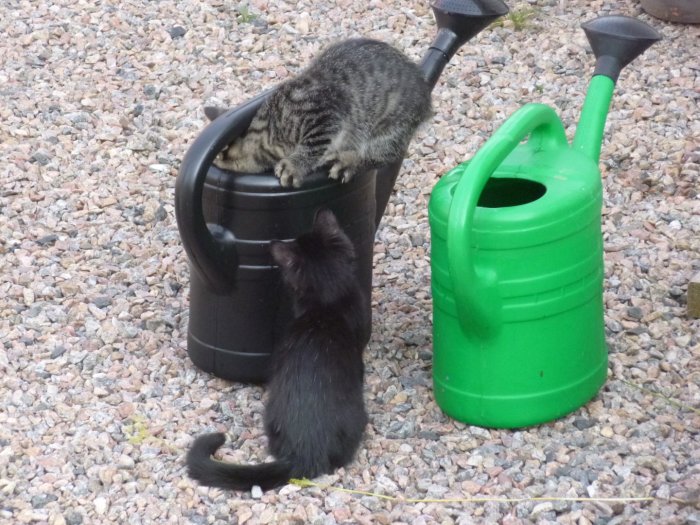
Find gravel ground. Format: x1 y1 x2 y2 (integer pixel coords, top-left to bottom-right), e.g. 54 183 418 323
1 0 699 523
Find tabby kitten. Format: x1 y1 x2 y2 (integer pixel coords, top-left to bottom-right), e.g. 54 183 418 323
187 209 370 491
207 38 432 188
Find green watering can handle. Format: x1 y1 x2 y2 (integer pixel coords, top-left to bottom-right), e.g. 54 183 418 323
447 103 568 338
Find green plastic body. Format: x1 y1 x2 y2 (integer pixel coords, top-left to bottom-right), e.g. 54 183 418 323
429 100 612 428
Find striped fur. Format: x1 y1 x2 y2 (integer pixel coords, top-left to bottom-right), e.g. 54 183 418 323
210 38 432 188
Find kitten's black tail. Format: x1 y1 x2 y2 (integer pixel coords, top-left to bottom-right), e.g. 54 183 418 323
186 433 293 492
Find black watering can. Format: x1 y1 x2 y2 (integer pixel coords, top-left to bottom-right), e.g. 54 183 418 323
175 0 509 383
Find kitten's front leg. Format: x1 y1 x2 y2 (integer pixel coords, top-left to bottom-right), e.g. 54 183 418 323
275 149 317 188
322 149 362 184
274 159 304 188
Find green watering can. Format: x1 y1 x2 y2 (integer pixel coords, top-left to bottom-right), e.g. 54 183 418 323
428 15 661 428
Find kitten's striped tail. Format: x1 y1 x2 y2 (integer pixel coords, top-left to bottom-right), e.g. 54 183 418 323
187 432 292 492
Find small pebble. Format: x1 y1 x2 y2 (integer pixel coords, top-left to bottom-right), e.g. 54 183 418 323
572 417 596 430
600 427 615 439
93 497 108 516
91 296 112 308
169 26 187 39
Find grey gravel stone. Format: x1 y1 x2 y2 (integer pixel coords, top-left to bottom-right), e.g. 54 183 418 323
91 296 113 308
168 25 187 39
36 234 59 246
30 494 58 509
626 306 644 320
572 417 597 430
31 150 51 166
64 512 83 525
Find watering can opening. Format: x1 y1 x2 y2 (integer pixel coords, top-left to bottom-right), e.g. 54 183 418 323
448 176 547 208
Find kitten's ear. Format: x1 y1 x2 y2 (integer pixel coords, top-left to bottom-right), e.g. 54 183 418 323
313 208 341 236
204 106 227 121
270 241 296 269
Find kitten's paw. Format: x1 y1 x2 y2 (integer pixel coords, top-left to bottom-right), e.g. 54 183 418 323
323 149 361 183
275 159 304 188
328 162 357 184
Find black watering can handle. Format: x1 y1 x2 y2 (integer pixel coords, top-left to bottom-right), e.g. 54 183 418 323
175 90 272 292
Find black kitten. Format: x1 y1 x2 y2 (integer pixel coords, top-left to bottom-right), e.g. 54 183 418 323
187 209 370 491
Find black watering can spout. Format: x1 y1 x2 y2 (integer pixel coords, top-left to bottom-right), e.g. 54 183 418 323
582 15 662 83
373 0 508 225
422 0 509 88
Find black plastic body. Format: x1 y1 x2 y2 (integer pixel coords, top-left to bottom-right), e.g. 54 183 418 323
582 15 662 83
186 166 376 383
175 0 508 383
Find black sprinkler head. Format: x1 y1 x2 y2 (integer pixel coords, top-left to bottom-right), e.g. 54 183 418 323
421 0 509 89
582 15 662 82
431 0 510 49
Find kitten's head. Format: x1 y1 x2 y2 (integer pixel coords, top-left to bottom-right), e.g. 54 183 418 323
270 209 357 307
205 104 278 173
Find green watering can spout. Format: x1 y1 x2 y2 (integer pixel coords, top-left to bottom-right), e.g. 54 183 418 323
573 16 662 163
444 16 661 341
